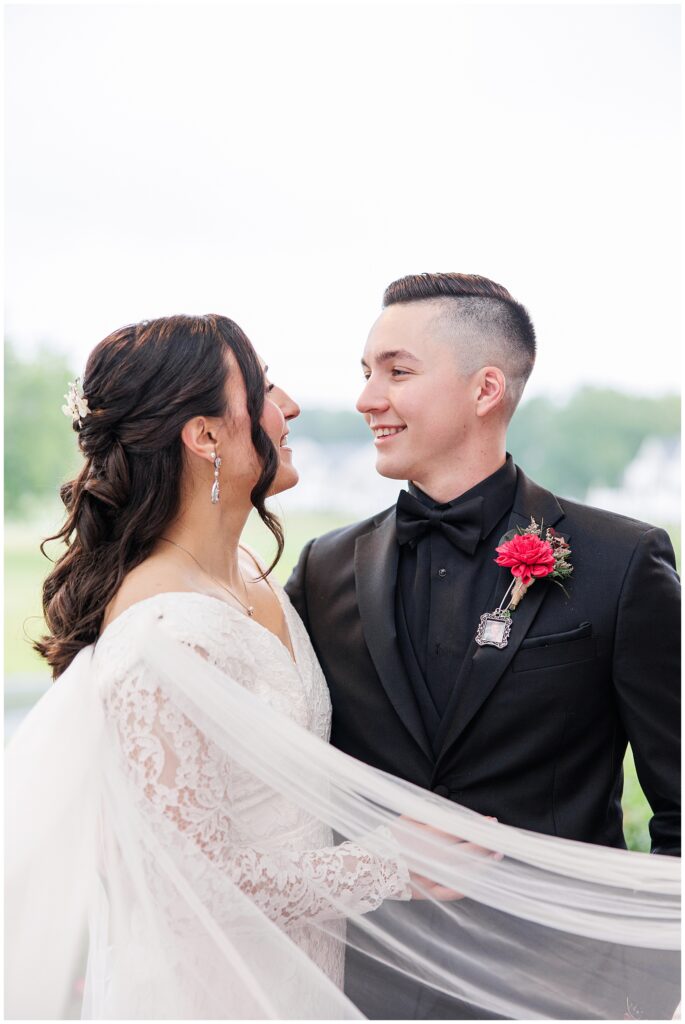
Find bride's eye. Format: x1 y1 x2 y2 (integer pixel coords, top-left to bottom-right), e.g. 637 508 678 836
265 381 275 394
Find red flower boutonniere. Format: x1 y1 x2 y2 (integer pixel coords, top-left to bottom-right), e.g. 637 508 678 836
475 518 573 649
496 517 573 611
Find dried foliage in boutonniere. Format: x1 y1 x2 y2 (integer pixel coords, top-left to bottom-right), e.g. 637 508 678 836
495 517 573 612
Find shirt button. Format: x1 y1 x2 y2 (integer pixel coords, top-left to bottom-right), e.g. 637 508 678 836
432 785 450 798
438 568 447 578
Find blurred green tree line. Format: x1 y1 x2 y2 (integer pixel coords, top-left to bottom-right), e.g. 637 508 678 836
4 339 680 516
5 343 82 517
506 391 680 498
296 393 680 499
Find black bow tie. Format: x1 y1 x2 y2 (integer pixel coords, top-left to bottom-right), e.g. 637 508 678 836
395 490 484 555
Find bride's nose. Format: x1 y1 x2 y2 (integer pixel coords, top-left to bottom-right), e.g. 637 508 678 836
278 388 300 421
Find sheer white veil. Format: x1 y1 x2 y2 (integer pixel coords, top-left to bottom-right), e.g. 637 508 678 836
5 611 680 1020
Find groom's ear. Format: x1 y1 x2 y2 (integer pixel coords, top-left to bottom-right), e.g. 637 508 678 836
474 366 507 419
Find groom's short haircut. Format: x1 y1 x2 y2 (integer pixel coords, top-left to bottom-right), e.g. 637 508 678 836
383 272 536 417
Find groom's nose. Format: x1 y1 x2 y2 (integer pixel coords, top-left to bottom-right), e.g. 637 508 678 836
356 377 389 416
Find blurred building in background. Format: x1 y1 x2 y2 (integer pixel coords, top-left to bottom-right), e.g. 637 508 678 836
277 439 402 517
587 436 680 523
277 434 682 523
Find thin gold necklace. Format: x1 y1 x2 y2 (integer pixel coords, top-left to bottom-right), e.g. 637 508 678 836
159 537 255 617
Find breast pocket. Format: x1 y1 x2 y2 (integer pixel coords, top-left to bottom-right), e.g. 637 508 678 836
512 622 596 673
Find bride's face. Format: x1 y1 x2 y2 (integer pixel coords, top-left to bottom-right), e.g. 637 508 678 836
259 358 300 495
213 349 300 500
181 350 298 509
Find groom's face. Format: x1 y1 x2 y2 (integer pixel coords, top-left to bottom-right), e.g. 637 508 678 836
357 301 477 486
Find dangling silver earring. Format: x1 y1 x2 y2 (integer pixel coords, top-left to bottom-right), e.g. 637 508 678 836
210 451 221 504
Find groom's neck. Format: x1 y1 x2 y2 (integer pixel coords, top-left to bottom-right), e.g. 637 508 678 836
410 447 507 505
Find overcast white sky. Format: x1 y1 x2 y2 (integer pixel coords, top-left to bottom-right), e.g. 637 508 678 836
5 2 681 409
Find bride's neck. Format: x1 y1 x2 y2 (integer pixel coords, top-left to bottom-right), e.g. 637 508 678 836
159 491 253 587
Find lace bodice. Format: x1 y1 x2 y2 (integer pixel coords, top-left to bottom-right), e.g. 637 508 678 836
92 588 409 989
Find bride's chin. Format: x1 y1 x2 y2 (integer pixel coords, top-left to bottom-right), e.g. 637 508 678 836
268 465 299 497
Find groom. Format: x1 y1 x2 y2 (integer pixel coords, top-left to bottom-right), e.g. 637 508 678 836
286 272 680 1017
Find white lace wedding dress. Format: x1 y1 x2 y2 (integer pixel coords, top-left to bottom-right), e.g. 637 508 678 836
85 588 410 1017
6 584 680 1019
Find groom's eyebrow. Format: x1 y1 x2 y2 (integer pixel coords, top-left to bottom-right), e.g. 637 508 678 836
361 349 422 368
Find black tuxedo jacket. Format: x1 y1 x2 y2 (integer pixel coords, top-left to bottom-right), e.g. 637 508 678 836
286 468 680 855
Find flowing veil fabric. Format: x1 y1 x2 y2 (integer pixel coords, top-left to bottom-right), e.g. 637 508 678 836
5 609 680 1020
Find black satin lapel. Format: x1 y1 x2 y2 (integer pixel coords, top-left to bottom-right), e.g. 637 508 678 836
510 469 565 536
434 470 567 762
354 515 434 761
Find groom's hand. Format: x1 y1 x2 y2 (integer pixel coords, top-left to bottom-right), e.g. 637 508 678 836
395 816 503 901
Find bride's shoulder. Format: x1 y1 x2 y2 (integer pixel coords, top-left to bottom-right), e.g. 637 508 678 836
93 587 242 701
97 558 238 663
100 590 229 640
100 556 191 630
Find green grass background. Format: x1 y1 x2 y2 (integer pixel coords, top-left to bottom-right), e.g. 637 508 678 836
7 509 678 853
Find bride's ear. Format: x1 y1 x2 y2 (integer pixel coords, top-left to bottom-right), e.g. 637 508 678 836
180 417 220 460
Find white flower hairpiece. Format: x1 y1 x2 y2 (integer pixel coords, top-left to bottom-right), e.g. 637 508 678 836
61 377 91 426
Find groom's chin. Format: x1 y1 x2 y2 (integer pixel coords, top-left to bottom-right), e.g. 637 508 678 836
374 456 410 481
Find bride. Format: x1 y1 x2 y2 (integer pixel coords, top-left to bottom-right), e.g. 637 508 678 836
6 315 680 1020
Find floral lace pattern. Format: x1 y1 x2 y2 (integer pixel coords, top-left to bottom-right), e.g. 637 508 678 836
94 589 410 987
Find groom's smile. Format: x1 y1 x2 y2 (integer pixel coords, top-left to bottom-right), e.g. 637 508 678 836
371 424 407 444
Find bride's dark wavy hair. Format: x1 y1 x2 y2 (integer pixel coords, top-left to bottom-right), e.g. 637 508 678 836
36 314 284 679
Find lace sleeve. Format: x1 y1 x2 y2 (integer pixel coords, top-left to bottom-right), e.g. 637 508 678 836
105 665 411 928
